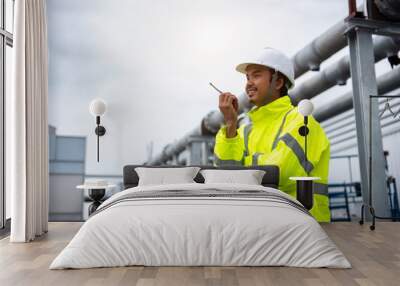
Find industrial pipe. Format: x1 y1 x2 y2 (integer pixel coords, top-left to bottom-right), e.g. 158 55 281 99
314 66 400 122
148 126 201 165
289 36 400 104
292 20 347 77
374 0 400 21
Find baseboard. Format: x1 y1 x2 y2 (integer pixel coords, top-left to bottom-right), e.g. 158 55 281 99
49 213 83 222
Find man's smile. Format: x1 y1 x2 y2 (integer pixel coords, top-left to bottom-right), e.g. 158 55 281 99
247 87 257 97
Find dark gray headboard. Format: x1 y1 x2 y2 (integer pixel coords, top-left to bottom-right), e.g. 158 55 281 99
123 165 280 190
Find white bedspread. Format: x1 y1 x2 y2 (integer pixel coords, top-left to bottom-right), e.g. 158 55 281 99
50 183 351 269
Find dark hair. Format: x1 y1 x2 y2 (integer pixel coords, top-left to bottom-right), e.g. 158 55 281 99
266 67 289 97
278 72 289 97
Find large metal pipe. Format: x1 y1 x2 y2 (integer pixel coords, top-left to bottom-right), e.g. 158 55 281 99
326 100 400 141
289 35 400 104
331 124 400 154
314 66 400 122
293 4 365 77
292 20 347 77
323 100 400 140
374 0 400 21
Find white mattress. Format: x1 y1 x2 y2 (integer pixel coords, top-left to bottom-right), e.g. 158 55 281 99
50 183 351 269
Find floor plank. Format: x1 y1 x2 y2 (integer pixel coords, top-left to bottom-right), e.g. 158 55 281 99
0 222 399 286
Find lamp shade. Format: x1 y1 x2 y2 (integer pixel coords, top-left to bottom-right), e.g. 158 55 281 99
298 99 314 116
89 98 107 116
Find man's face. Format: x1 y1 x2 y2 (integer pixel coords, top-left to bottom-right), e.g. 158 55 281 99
245 64 276 107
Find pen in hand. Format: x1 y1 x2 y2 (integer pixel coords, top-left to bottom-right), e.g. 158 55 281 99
209 82 223 94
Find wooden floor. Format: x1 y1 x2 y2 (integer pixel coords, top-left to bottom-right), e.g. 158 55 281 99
0 222 399 286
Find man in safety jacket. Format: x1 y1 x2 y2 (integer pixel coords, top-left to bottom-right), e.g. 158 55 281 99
214 48 330 222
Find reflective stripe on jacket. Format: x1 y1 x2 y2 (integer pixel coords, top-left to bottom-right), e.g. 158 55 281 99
214 96 331 222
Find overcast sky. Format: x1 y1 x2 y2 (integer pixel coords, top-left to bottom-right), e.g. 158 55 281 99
47 0 393 175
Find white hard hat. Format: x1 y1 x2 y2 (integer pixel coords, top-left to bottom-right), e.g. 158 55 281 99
236 47 295 89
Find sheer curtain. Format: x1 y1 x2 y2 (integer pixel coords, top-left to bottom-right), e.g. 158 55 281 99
9 0 49 242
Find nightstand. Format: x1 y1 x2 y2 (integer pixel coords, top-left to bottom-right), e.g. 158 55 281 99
76 184 116 215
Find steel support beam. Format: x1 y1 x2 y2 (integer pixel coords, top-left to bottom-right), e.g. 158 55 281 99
347 27 390 220
345 17 400 36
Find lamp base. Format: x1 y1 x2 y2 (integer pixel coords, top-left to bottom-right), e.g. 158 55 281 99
296 180 314 210
290 177 320 210
88 188 106 215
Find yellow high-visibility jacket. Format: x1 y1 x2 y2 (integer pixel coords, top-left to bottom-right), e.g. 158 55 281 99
214 96 330 222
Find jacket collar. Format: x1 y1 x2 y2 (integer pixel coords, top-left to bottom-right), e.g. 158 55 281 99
248 95 293 123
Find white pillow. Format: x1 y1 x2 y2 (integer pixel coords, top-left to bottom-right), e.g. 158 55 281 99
135 167 201 186
200 169 266 185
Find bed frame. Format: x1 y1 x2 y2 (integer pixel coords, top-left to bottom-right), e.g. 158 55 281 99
123 165 280 190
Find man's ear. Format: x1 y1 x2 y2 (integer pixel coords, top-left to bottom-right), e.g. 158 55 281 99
275 76 285 91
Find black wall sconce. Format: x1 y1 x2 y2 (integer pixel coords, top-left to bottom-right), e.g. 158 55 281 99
290 99 319 211
89 99 107 162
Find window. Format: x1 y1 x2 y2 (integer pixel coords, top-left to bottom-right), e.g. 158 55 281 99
0 0 13 231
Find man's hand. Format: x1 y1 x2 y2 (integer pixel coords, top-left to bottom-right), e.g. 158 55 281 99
219 92 239 138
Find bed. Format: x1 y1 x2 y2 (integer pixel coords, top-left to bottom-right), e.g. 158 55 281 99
49 165 351 269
